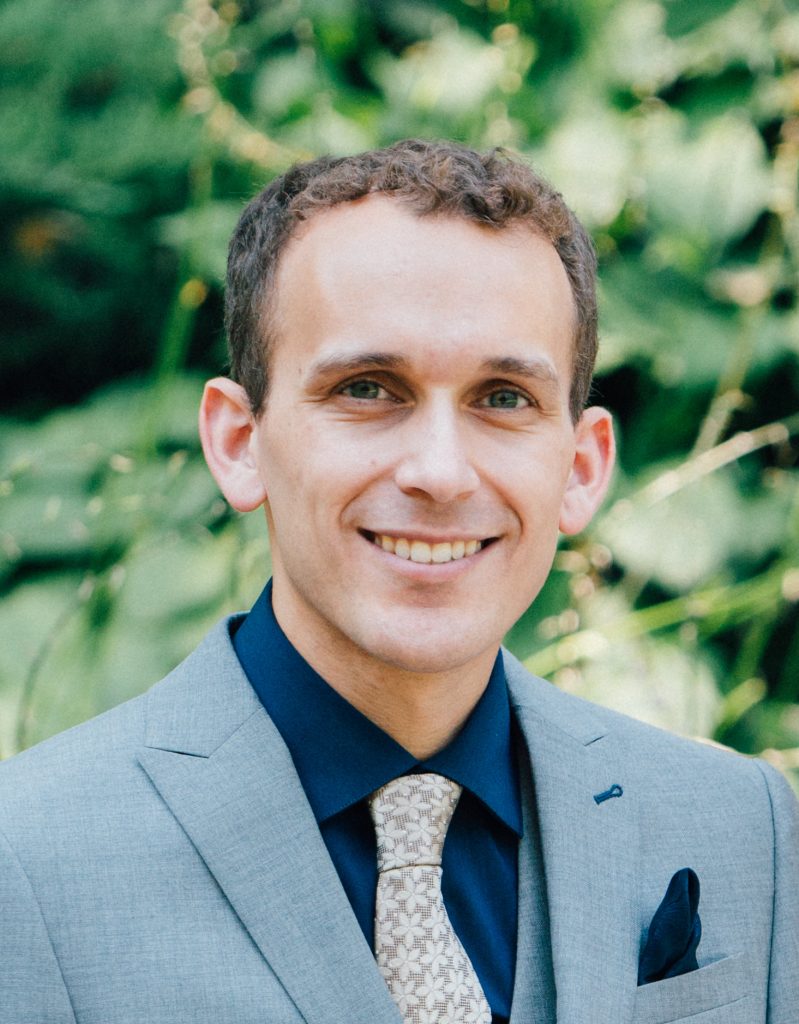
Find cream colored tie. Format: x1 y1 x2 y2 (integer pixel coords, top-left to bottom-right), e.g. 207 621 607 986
369 772 492 1024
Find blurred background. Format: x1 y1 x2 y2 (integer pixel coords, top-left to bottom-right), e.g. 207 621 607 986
1 0 798 787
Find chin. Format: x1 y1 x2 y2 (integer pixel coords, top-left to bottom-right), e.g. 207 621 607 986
377 647 483 677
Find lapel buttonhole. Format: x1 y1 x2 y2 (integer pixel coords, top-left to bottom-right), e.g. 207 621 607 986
593 783 623 805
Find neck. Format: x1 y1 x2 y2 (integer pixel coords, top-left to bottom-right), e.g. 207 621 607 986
332 659 494 760
271 592 497 760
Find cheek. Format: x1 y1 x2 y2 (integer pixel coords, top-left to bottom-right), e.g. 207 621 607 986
496 450 569 521
263 440 360 537
257 431 307 527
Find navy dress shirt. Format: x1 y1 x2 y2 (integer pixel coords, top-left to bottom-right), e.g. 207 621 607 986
233 582 522 1022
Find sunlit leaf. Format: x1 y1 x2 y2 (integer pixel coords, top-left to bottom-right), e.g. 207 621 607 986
159 204 244 285
532 108 632 228
370 26 505 118
597 470 792 592
641 110 771 249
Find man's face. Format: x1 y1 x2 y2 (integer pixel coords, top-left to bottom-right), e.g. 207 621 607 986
247 196 601 676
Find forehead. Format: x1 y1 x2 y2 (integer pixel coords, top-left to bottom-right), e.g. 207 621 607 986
280 194 569 287
271 195 576 377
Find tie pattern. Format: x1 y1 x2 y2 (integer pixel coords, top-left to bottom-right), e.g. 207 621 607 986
369 772 492 1024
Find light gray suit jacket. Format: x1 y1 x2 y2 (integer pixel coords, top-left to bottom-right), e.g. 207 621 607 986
1 616 797 1024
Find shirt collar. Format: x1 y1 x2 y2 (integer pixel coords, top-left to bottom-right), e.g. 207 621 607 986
233 581 522 837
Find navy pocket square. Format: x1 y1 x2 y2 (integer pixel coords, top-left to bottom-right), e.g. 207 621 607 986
638 867 702 986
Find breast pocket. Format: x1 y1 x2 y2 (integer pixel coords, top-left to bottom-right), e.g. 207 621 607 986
632 953 750 1024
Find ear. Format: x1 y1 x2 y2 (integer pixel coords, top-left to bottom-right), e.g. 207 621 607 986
199 377 268 513
559 406 615 535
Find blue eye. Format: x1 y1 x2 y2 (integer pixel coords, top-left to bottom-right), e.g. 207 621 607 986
342 380 385 400
483 389 529 409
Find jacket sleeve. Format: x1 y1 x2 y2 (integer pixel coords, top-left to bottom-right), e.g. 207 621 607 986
0 826 77 1023
756 761 799 1024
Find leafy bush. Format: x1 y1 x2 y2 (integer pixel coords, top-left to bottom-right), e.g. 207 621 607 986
2 0 798 787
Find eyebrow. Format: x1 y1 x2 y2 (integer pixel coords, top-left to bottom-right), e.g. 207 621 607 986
306 351 560 385
480 356 560 385
307 352 407 379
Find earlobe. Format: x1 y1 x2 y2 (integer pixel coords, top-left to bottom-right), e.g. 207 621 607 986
199 377 268 513
559 407 616 535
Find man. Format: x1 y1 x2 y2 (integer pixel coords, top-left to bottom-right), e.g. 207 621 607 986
0 140 796 1023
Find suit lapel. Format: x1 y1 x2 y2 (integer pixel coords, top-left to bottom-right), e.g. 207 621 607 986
134 621 644 1024
505 653 640 1024
509 744 556 1024
137 621 401 1024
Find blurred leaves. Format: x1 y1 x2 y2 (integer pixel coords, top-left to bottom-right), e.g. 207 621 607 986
1 0 798 788
159 202 243 283
642 112 771 250
602 474 770 592
0 379 270 753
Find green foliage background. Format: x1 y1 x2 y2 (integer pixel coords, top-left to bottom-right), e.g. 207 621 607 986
2 0 799 785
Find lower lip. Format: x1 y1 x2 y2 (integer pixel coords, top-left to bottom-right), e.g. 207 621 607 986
362 535 496 580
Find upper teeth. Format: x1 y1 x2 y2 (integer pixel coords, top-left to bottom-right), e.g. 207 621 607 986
373 534 483 563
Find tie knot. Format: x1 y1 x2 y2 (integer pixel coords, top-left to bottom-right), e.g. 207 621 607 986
368 772 462 871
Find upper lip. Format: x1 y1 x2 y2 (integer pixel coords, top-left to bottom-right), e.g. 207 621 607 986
360 528 497 543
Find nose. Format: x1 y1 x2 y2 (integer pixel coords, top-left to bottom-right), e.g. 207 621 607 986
393 399 480 504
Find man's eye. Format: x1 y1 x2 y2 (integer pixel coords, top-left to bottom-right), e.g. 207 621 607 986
340 379 389 400
481 388 530 410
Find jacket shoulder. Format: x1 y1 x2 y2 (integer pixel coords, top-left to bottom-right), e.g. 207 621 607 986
502 646 786 790
0 615 248 822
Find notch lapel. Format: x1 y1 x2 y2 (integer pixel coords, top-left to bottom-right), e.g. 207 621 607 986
509 748 556 1024
137 621 401 1024
505 653 640 1024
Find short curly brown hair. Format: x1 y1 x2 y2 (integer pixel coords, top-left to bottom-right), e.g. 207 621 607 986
226 139 597 422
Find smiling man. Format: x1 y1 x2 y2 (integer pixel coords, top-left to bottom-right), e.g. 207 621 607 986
1 141 797 1024
202 189 611 759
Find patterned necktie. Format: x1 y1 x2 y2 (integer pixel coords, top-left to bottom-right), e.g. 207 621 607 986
369 772 492 1024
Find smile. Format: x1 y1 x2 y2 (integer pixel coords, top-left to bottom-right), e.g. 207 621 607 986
361 531 495 564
